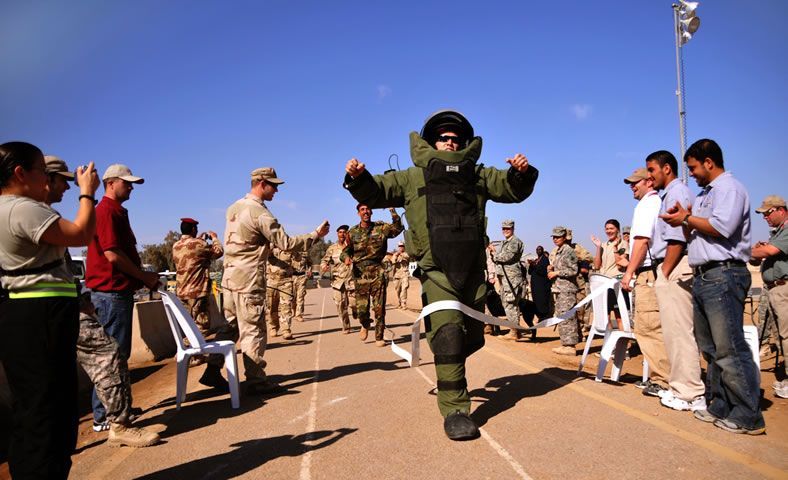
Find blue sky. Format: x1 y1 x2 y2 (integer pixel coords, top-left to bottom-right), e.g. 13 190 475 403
2 1 786 254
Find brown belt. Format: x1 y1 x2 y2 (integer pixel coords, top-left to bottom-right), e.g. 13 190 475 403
766 279 787 289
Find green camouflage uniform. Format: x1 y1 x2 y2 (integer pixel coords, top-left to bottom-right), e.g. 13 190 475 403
343 132 538 417
341 214 403 340
493 235 525 325
550 243 580 346
266 247 294 336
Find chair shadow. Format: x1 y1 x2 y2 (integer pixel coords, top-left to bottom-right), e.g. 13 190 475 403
134 428 357 479
469 367 575 427
269 360 407 390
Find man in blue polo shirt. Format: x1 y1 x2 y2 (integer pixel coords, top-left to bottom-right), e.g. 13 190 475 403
661 138 764 435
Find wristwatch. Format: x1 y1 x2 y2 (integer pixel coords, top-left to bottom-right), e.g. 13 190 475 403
681 214 691 229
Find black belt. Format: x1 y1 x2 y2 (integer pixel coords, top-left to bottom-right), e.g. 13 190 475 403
692 260 746 276
635 264 656 276
293 271 307 276
0 258 64 277
765 279 787 289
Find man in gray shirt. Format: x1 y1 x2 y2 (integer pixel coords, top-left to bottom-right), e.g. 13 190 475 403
661 138 764 435
647 150 705 412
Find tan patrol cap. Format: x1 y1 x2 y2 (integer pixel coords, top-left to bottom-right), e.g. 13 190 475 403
502 219 515 228
623 226 631 234
755 195 786 213
103 164 144 184
552 226 567 237
44 155 75 180
397 241 405 247
623 168 649 184
251 167 284 184
566 228 573 240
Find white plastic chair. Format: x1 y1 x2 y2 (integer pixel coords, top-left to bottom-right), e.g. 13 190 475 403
159 291 240 409
578 274 648 382
742 324 760 371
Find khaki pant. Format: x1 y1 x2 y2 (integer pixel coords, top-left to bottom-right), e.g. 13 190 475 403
392 276 409 307
266 277 293 335
332 287 356 330
223 290 267 383
768 282 788 377
292 273 308 321
654 257 705 400
634 270 670 384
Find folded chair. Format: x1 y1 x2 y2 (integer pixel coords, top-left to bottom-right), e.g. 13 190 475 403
578 274 648 382
159 291 240 409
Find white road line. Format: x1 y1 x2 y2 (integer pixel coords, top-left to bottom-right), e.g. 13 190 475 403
406 325 532 480
299 290 327 480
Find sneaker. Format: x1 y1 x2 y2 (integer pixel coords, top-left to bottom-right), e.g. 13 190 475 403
93 420 110 432
281 330 294 340
359 326 369 341
552 345 577 356
443 411 479 441
775 383 788 399
634 380 651 389
642 382 667 397
772 380 786 390
199 366 230 392
713 418 765 436
375 340 386 347
657 389 673 400
693 409 718 423
107 423 161 447
245 379 285 396
661 393 706 411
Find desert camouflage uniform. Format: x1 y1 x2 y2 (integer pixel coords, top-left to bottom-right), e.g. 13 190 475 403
77 312 131 425
173 234 224 336
222 193 318 384
550 243 580 346
321 242 356 331
390 250 411 308
341 214 404 340
291 249 311 322
266 247 295 336
493 235 525 326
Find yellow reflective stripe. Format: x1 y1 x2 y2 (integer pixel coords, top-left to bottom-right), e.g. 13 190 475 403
8 282 77 299
9 291 78 299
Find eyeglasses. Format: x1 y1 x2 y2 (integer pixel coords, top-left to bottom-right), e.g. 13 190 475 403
761 208 777 217
436 135 462 144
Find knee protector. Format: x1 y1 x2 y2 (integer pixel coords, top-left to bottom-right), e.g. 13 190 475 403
431 323 465 365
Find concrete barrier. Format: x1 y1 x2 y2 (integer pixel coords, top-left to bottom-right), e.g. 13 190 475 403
130 300 177 364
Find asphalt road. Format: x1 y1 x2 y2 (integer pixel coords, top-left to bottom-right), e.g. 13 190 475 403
61 284 788 480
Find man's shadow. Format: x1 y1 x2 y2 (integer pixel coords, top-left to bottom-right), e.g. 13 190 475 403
271 360 407 390
134 428 357 479
469 367 575 427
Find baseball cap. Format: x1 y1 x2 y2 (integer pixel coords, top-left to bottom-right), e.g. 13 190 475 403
251 167 284 184
103 164 144 184
397 241 405 247
623 168 649 184
44 155 75 179
552 226 567 237
755 195 786 213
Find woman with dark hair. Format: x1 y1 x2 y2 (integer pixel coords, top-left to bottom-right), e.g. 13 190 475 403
0 141 99 479
528 245 552 320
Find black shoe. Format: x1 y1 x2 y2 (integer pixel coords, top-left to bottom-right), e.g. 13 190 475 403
128 407 144 422
199 366 230 392
642 382 667 397
245 380 285 396
443 411 480 441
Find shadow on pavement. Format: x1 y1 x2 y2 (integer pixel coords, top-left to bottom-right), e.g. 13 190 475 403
469 367 575 427
272 360 407 390
133 428 357 479
130 364 165 384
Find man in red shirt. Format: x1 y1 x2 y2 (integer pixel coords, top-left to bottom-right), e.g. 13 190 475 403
85 164 159 431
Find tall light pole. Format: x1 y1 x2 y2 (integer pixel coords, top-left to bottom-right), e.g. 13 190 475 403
673 1 701 183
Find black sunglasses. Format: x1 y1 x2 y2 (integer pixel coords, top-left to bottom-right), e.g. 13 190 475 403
436 135 462 144
761 208 777 216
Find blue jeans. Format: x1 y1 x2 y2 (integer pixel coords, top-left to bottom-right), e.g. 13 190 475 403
692 264 764 429
90 290 134 422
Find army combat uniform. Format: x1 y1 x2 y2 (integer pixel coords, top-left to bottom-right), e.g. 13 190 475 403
493 231 525 329
321 242 356 331
391 249 411 308
172 234 224 337
343 132 538 418
341 213 404 341
222 191 318 386
291 249 311 322
550 242 580 346
266 247 295 338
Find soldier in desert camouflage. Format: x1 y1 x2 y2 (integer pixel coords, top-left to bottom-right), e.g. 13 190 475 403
266 247 296 340
321 225 356 333
390 241 411 309
341 205 403 346
290 247 311 323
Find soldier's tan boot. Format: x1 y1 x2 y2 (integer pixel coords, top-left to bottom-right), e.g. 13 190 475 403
359 326 368 341
552 345 577 356
501 329 520 341
375 340 386 347
107 423 160 448
483 325 493 335
281 330 294 340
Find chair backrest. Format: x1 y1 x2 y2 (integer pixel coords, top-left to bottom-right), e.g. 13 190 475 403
588 274 632 333
159 291 207 349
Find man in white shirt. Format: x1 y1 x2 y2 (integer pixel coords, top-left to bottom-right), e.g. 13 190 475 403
621 167 670 397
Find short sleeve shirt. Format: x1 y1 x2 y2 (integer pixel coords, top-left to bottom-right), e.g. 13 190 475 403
629 191 661 267
687 172 751 267
652 179 693 260
600 238 624 277
0 195 72 290
762 222 788 283
85 196 143 292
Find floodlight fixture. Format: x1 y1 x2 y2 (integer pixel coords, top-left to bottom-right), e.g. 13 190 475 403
681 16 701 34
679 1 700 15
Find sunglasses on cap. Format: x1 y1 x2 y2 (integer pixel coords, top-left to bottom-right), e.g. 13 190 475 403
436 135 462 144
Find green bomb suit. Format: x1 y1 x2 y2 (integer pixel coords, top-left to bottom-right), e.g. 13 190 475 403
344 132 538 417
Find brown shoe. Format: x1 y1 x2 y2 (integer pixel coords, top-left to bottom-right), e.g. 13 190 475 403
552 345 577 356
375 340 386 347
501 330 521 341
107 423 160 448
483 325 493 335
281 330 294 340
359 327 368 341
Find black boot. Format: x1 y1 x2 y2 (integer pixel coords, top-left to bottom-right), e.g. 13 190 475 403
443 411 479 441
199 365 229 392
